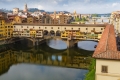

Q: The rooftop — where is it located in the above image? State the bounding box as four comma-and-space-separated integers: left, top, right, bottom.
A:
92, 24, 120, 60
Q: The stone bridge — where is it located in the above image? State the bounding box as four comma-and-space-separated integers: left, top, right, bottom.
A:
12, 24, 105, 48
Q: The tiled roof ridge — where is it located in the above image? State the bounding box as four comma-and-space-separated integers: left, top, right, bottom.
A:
105, 24, 110, 51
107, 24, 117, 51
92, 25, 109, 57
94, 51, 107, 58
95, 50, 120, 59
93, 24, 119, 59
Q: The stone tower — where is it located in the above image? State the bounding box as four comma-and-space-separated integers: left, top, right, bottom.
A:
24, 3, 28, 12
13, 8, 19, 14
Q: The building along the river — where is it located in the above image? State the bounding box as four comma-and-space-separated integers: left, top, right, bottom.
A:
0, 17, 6, 41
0, 17, 14, 44
93, 25, 120, 80
0, 50, 17, 75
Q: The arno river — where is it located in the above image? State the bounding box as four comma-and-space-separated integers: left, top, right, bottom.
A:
0, 39, 98, 80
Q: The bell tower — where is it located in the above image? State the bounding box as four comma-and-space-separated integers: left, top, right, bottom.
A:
24, 3, 28, 12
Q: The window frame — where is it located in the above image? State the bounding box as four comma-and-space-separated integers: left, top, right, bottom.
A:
101, 65, 108, 73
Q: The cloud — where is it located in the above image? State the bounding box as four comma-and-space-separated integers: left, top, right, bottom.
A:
84, 0, 90, 3
53, 0, 58, 4
0, 0, 120, 13
37, 5, 44, 9
112, 2, 120, 7
6, 0, 13, 1
63, 4, 68, 7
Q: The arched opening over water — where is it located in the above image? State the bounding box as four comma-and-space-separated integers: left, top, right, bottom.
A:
47, 39, 67, 50
56, 30, 61, 36
43, 30, 48, 35
77, 40, 98, 51
50, 30, 55, 36
11, 38, 34, 51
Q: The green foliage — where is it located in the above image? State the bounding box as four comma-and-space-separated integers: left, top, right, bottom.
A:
84, 58, 96, 80
81, 16, 86, 21
75, 17, 80, 22
92, 14, 98, 17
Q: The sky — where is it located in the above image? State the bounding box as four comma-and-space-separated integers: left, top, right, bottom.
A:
0, 0, 120, 13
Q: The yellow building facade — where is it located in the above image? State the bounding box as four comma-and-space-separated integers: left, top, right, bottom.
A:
5, 23, 13, 38
0, 18, 13, 41
13, 16, 22, 23
0, 19, 6, 40
0, 50, 17, 75
30, 29, 36, 38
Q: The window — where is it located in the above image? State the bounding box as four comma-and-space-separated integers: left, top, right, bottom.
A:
101, 28, 103, 30
45, 27, 47, 29
86, 28, 88, 30
78, 28, 80, 30
64, 27, 66, 29
58, 27, 59, 29
101, 65, 108, 73
71, 28, 73, 30
21, 26, 23, 28
51, 27, 53, 29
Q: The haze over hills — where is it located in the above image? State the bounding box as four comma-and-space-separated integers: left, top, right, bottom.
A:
0, 8, 111, 17
0, 8, 70, 14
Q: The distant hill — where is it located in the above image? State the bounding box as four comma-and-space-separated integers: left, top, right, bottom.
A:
0, 8, 70, 14
28, 8, 45, 12
0, 9, 12, 13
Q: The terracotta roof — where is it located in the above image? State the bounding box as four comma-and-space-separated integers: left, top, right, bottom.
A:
92, 24, 120, 60
8, 17, 15, 19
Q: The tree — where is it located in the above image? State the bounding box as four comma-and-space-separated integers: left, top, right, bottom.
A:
81, 16, 86, 22
92, 14, 98, 17
84, 58, 96, 80
75, 17, 80, 22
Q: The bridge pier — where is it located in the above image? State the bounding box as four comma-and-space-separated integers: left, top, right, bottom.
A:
33, 39, 36, 46
36, 40, 39, 46
65, 39, 79, 48
33, 39, 39, 46
66, 40, 75, 48
32, 38, 45, 46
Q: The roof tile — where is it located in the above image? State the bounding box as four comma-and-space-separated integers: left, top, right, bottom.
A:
92, 24, 120, 60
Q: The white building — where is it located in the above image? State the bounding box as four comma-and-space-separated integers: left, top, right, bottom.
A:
13, 8, 19, 15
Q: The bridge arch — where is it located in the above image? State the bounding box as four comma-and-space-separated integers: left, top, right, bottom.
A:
43, 30, 49, 35
50, 30, 55, 36
56, 30, 61, 36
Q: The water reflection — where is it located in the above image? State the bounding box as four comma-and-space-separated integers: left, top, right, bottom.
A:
0, 64, 87, 80
0, 39, 95, 80
78, 41, 98, 51
47, 39, 67, 50
47, 39, 98, 51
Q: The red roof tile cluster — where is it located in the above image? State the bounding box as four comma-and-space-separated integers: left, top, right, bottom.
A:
92, 24, 120, 60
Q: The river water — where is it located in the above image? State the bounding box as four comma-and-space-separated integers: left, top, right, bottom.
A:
0, 39, 98, 80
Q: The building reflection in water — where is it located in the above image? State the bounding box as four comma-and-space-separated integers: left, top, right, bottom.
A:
0, 39, 95, 79
0, 49, 17, 75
